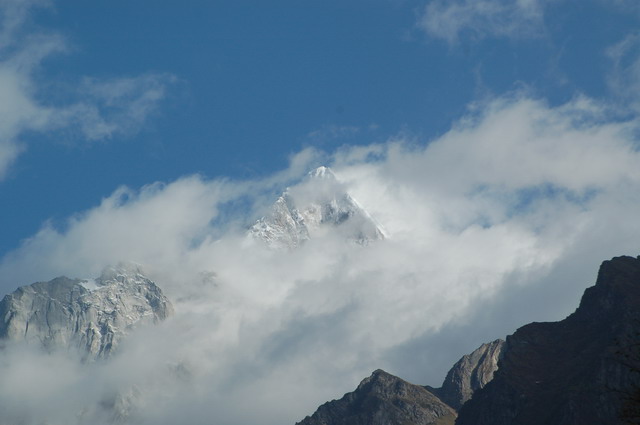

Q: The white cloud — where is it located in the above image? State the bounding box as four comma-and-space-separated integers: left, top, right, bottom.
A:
1, 94, 639, 424
0, 0, 51, 50
51, 73, 177, 141
606, 33, 640, 111
0, 176, 226, 290
419, 0, 546, 43
0, 1, 174, 179
418, 0, 640, 45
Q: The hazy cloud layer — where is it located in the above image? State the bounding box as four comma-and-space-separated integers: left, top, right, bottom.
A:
607, 33, 640, 110
419, 0, 640, 45
0, 1, 173, 179
1, 93, 639, 424
419, 0, 546, 43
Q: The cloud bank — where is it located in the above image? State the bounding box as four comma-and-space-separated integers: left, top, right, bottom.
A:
1, 93, 639, 424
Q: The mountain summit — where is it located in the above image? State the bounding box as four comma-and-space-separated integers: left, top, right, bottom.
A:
307, 165, 334, 179
249, 166, 385, 249
0, 263, 173, 359
296, 369, 457, 425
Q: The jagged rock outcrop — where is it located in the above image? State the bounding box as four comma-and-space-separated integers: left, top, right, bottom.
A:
0, 263, 173, 358
296, 369, 457, 425
456, 255, 640, 425
432, 339, 505, 410
250, 166, 385, 249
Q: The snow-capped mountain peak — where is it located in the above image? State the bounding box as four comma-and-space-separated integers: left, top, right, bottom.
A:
307, 165, 336, 180
96, 262, 149, 286
249, 166, 385, 249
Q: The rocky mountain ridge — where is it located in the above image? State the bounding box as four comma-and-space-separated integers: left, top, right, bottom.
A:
296, 255, 640, 425
0, 263, 173, 359
296, 369, 457, 425
296, 340, 505, 425
456, 255, 640, 425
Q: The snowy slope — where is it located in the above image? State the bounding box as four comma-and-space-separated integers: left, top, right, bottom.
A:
249, 166, 385, 249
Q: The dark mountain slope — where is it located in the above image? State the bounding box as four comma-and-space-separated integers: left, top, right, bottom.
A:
296, 369, 457, 425
457, 255, 640, 425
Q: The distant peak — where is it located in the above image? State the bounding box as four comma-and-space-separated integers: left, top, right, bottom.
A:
98, 262, 146, 284
307, 166, 336, 180
249, 165, 385, 249
358, 369, 396, 389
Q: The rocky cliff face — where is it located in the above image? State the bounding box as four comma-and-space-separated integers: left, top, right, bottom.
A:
456, 255, 640, 425
250, 166, 385, 249
433, 339, 505, 410
296, 369, 457, 425
0, 263, 173, 359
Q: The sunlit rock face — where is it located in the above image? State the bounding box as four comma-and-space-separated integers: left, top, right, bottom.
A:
0, 263, 173, 359
433, 339, 506, 410
296, 369, 457, 425
249, 166, 385, 249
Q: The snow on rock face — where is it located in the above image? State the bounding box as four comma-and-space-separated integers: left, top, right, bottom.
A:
249, 193, 311, 250
249, 166, 385, 249
0, 263, 173, 359
307, 165, 334, 179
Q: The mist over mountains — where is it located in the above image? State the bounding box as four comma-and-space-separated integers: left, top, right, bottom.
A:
1, 1, 640, 423
2, 97, 640, 425
3, 244, 638, 423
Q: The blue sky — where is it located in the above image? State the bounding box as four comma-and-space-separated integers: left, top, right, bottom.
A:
2, 0, 638, 258
3, 1, 640, 424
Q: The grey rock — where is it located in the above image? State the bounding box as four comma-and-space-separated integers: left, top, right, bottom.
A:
0, 263, 173, 358
296, 369, 457, 425
434, 339, 505, 410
